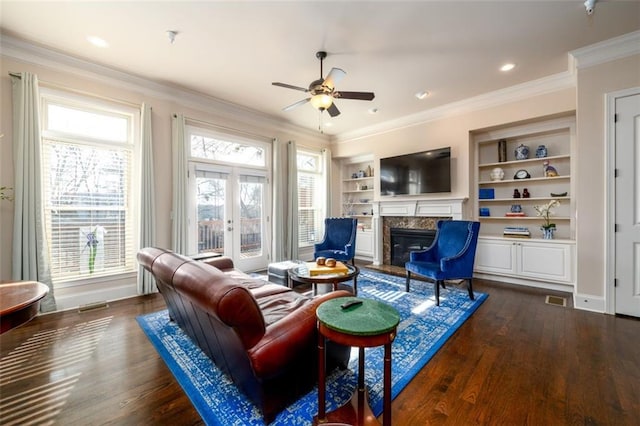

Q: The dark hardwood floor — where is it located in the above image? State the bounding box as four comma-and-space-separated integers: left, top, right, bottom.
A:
1, 273, 638, 425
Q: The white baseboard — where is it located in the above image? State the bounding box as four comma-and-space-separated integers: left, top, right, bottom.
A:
573, 293, 606, 313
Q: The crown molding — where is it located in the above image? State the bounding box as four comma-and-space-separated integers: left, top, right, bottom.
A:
331, 68, 575, 144
0, 34, 326, 143
570, 30, 640, 69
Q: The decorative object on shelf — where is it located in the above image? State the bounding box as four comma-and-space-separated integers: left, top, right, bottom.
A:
503, 226, 531, 238
514, 169, 531, 179
361, 185, 368, 190
515, 143, 530, 160
479, 207, 490, 217
535, 145, 548, 158
543, 160, 559, 177
355, 182, 361, 190
534, 199, 560, 239
358, 170, 365, 178
366, 165, 373, 177
359, 198, 369, 203
513, 189, 521, 198
498, 139, 507, 162
352, 172, 358, 179
522, 188, 530, 198
490, 167, 505, 181
550, 191, 567, 197
479, 188, 495, 199
510, 204, 522, 213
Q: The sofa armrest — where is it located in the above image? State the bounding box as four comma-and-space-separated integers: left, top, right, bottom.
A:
201, 256, 235, 271
247, 290, 351, 378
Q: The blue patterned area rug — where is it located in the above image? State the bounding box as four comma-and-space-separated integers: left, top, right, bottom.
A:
137, 270, 487, 425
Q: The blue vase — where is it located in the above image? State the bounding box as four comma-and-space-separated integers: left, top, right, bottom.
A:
536, 145, 548, 158
515, 144, 529, 160
541, 227, 555, 239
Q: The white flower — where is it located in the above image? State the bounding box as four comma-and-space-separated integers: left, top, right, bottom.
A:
534, 199, 560, 228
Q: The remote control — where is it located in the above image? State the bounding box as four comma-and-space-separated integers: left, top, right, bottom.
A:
340, 299, 363, 310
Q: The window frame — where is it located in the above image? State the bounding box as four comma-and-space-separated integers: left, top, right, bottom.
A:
296, 148, 326, 248
40, 88, 140, 288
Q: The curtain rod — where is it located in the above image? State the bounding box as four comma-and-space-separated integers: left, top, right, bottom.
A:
177, 114, 274, 143
9, 71, 142, 109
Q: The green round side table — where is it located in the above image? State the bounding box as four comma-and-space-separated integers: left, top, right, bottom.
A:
313, 297, 400, 426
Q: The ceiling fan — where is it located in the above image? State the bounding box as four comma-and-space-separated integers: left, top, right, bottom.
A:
272, 51, 375, 118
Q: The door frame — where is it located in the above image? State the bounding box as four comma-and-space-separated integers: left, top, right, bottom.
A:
605, 87, 640, 314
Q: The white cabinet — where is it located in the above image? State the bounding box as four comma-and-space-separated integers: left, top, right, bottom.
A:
355, 230, 374, 258
475, 236, 574, 289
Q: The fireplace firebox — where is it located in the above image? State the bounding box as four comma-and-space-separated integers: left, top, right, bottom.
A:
390, 228, 437, 267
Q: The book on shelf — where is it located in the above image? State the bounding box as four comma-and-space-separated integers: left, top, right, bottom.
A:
503, 226, 531, 237
505, 212, 526, 217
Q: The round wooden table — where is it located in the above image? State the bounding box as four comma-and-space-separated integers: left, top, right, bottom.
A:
314, 297, 400, 426
0, 281, 49, 334
289, 263, 359, 295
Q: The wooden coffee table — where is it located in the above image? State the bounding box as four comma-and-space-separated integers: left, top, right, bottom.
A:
314, 297, 400, 426
0, 281, 49, 334
289, 263, 359, 295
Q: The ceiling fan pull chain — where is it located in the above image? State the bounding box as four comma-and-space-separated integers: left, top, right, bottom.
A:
318, 109, 324, 134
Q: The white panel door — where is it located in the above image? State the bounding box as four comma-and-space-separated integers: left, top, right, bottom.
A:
475, 238, 516, 275
519, 242, 571, 283
615, 93, 640, 317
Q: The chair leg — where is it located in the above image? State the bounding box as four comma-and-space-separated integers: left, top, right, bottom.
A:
434, 280, 441, 306
405, 271, 411, 292
352, 257, 356, 266
467, 278, 475, 301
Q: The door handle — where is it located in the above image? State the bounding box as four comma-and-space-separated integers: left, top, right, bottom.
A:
227, 227, 233, 231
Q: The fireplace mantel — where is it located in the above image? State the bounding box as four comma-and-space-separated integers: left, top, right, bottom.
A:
368, 197, 469, 265
374, 197, 467, 220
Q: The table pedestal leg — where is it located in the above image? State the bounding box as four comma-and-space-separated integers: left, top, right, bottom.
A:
317, 329, 326, 422
383, 343, 391, 426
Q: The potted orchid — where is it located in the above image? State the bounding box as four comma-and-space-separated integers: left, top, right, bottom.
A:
534, 199, 560, 239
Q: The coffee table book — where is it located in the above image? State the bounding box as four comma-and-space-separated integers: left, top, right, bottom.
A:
306, 261, 349, 276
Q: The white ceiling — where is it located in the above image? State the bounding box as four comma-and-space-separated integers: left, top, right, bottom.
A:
1, 1, 639, 137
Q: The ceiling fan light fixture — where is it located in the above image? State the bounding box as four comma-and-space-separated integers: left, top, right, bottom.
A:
310, 93, 333, 110
500, 63, 516, 72
415, 90, 430, 100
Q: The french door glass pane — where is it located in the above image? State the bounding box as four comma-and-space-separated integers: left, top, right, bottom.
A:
197, 177, 225, 254
239, 181, 263, 258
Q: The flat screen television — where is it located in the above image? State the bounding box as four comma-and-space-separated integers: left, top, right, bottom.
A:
380, 147, 451, 195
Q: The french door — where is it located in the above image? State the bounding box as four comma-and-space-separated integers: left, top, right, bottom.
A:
188, 163, 270, 272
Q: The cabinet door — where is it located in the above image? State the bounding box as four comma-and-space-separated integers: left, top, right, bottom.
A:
475, 239, 517, 274
355, 231, 374, 257
518, 242, 572, 283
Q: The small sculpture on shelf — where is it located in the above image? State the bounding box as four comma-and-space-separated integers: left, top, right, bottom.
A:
513, 188, 521, 198
522, 188, 530, 198
543, 160, 559, 177
536, 145, 548, 158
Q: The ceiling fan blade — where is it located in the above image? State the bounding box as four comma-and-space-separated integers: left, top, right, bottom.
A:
335, 91, 375, 101
282, 97, 311, 112
323, 68, 346, 90
272, 82, 308, 92
327, 102, 340, 117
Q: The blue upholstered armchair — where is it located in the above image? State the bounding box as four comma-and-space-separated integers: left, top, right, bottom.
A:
314, 218, 358, 265
405, 220, 480, 306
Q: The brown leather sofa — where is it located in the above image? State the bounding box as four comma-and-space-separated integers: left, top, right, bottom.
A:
137, 247, 352, 423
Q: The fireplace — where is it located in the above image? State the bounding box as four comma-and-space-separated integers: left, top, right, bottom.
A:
390, 228, 436, 267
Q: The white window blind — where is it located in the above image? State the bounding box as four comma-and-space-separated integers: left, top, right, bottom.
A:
297, 150, 324, 247
41, 92, 137, 284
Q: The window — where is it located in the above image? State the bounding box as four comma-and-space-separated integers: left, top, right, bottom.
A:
297, 150, 325, 247
41, 90, 138, 284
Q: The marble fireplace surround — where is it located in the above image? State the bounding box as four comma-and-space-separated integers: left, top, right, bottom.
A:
372, 198, 467, 266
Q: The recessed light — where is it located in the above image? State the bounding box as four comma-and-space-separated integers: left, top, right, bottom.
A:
415, 90, 430, 100
87, 35, 109, 48
500, 63, 516, 72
